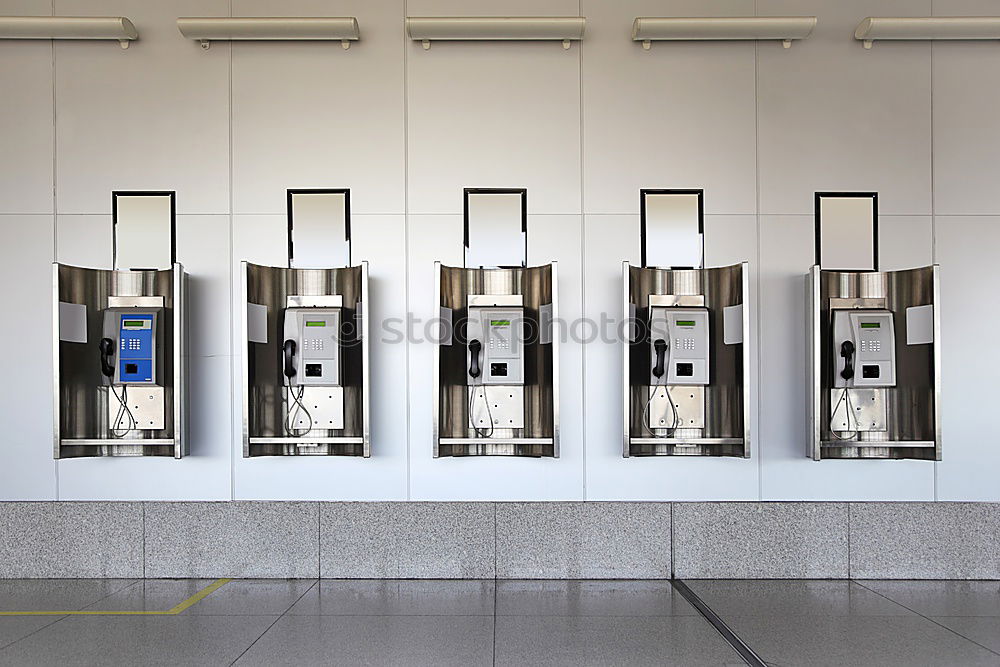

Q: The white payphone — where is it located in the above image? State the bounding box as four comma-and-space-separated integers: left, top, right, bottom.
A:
281, 297, 344, 435
645, 300, 710, 434
829, 309, 896, 437
100, 304, 165, 435
466, 295, 525, 435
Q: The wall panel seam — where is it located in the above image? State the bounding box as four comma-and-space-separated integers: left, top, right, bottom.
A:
578, 0, 586, 501
228, 20, 236, 502
403, 0, 412, 502
753, 18, 762, 502
669, 502, 675, 579
140, 501, 146, 578
51, 0, 59, 501
846, 501, 852, 579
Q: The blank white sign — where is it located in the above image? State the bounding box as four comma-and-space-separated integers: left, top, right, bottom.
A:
59, 302, 88, 343
115, 194, 172, 270
290, 191, 349, 268
643, 192, 703, 269
906, 304, 934, 345
465, 191, 525, 268
818, 195, 876, 271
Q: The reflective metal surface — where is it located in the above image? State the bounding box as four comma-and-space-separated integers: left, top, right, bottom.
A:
241, 261, 369, 457
53, 262, 186, 458
434, 262, 558, 457
623, 262, 750, 457
807, 265, 940, 460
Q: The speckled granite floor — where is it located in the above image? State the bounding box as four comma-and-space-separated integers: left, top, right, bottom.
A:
0, 579, 997, 666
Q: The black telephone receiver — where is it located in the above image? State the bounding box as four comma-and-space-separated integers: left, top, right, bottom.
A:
840, 340, 856, 381
652, 339, 668, 379
469, 339, 482, 379
99, 337, 115, 379
283, 339, 297, 379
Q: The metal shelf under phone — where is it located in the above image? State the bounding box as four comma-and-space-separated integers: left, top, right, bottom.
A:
629, 437, 743, 446
248, 437, 363, 445
820, 440, 935, 448
439, 437, 554, 446
59, 438, 174, 446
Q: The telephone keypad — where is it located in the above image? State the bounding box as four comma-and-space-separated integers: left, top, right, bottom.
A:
303, 338, 325, 352
860, 340, 881, 353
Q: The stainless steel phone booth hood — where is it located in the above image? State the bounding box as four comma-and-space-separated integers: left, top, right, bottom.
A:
623, 262, 750, 457
53, 262, 187, 459
240, 261, 370, 457
807, 264, 941, 461
434, 262, 559, 457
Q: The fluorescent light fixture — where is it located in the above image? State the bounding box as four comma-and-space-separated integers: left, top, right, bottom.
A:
406, 16, 585, 49
855, 16, 1000, 48
632, 16, 816, 49
0, 16, 137, 48
177, 17, 360, 49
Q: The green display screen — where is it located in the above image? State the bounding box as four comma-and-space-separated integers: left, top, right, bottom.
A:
676, 320, 696, 327
122, 320, 145, 328
491, 320, 510, 326
860, 322, 880, 329
305, 321, 326, 327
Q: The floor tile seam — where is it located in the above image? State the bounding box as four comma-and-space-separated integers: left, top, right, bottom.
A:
852, 580, 1000, 658
234, 612, 700, 619
285, 612, 499, 617
227, 580, 318, 666
78, 579, 145, 611
0, 614, 69, 652
0, 579, 148, 635
670, 580, 766, 667
494, 613, 706, 619
227, 606, 306, 665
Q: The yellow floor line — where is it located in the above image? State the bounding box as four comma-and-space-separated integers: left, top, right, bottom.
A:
0, 578, 233, 616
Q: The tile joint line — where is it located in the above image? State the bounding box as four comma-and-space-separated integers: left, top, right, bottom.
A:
670, 579, 767, 667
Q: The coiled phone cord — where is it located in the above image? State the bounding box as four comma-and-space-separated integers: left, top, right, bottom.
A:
109, 384, 137, 438
643, 325, 680, 438
284, 383, 314, 437
470, 379, 495, 438
829, 387, 859, 441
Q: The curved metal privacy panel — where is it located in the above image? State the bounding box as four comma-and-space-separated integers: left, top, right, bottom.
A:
623, 262, 750, 457
53, 262, 185, 459
241, 261, 369, 457
808, 264, 940, 460
433, 262, 558, 457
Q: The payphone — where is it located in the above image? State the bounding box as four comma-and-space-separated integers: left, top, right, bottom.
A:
645, 301, 710, 433
100, 306, 165, 435
466, 297, 525, 435
828, 309, 896, 437
281, 301, 344, 435
623, 262, 749, 457
808, 265, 938, 460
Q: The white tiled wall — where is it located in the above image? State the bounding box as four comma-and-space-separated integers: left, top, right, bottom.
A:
0, 0, 997, 502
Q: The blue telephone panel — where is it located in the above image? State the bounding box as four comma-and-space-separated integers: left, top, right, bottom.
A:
118, 314, 154, 384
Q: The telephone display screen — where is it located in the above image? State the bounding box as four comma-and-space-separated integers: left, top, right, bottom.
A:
305, 321, 326, 327
860, 322, 880, 329
676, 320, 696, 327
491, 320, 510, 326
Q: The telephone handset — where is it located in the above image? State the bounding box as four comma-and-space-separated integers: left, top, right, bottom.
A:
840, 340, 855, 381
283, 339, 297, 379
99, 338, 115, 379
468, 339, 482, 379
652, 339, 667, 379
